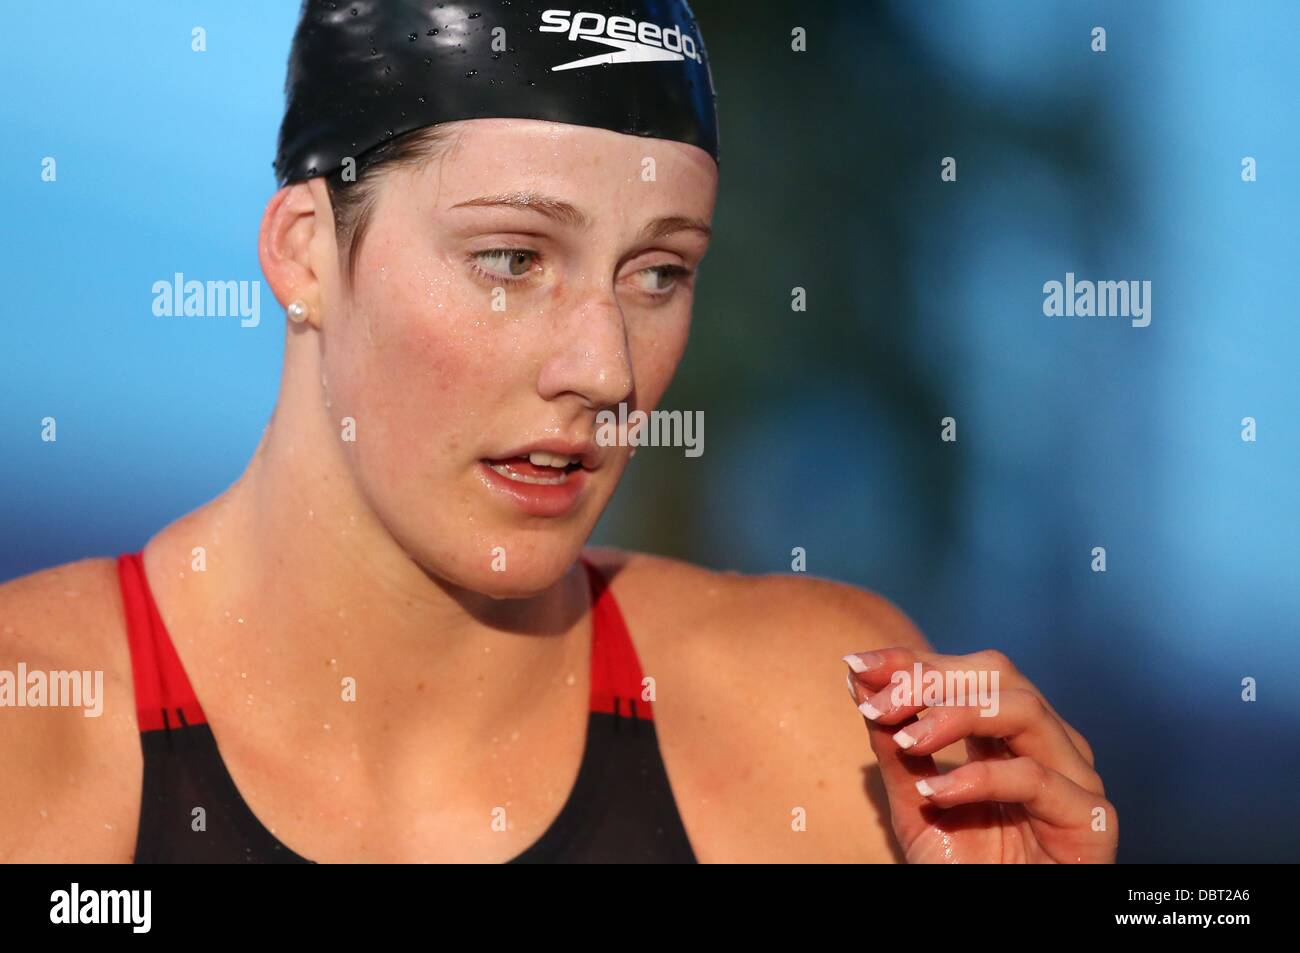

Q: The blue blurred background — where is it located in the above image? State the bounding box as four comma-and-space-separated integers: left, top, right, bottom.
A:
2, 1, 1296, 861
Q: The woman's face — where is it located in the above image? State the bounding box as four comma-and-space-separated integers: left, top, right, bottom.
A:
317, 118, 718, 597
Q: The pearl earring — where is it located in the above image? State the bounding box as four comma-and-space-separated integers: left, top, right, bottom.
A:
286, 299, 311, 324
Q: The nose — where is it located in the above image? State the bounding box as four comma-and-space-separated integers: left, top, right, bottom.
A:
536, 282, 635, 411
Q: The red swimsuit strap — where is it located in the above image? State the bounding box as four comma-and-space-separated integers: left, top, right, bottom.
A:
117, 552, 652, 732
116, 553, 207, 732
580, 557, 653, 721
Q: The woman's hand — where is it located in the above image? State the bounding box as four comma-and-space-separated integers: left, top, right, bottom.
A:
844, 646, 1117, 863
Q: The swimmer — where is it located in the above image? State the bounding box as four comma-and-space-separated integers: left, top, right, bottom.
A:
0, 0, 1114, 863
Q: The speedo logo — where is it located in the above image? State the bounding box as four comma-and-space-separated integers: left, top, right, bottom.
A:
540, 9, 704, 72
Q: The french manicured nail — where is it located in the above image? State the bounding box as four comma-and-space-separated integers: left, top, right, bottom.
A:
858, 686, 896, 721
858, 697, 884, 720
915, 775, 956, 798
843, 652, 884, 674
893, 720, 932, 750
845, 671, 858, 702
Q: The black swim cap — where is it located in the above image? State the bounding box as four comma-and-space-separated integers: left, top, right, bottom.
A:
274, 0, 720, 185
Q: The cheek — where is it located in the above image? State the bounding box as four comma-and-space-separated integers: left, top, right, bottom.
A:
326, 251, 514, 472
629, 315, 691, 409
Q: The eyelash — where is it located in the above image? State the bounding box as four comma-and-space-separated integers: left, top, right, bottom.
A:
468, 248, 693, 296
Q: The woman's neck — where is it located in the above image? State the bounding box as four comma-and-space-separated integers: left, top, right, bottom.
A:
139, 346, 592, 743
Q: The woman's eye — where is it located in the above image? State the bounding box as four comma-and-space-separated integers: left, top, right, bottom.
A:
630, 264, 692, 294
472, 248, 537, 280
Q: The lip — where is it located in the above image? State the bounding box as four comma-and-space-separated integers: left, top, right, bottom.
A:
489, 438, 601, 471
477, 460, 589, 517
478, 437, 600, 518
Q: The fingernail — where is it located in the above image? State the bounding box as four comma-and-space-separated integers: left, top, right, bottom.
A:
915, 775, 955, 798
894, 720, 931, 750
845, 671, 858, 702
843, 652, 884, 674
858, 698, 884, 720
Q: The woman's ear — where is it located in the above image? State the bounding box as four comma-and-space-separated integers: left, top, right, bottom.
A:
258, 180, 335, 329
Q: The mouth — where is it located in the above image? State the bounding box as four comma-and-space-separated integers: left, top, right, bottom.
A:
482, 452, 585, 486
477, 442, 598, 518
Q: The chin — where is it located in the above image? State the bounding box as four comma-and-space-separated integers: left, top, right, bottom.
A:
417, 536, 588, 601
476, 574, 568, 601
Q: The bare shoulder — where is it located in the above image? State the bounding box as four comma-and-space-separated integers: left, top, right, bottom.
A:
0, 558, 129, 662
584, 545, 931, 659
0, 558, 141, 861
583, 547, 927, 863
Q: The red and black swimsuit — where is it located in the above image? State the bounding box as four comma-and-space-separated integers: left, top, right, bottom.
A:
117, 552, 696, 863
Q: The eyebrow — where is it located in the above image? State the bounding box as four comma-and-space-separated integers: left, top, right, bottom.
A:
449, 191, 711, 242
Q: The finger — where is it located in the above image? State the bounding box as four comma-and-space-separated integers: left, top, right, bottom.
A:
914, 756, 1114, 833
848, 654, 955, 726
847, 673, 938, 823
892, 690, 1103, 794
947, 649, 1096, 768
842, 647, 919, 693
847, 647, 1096, 771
